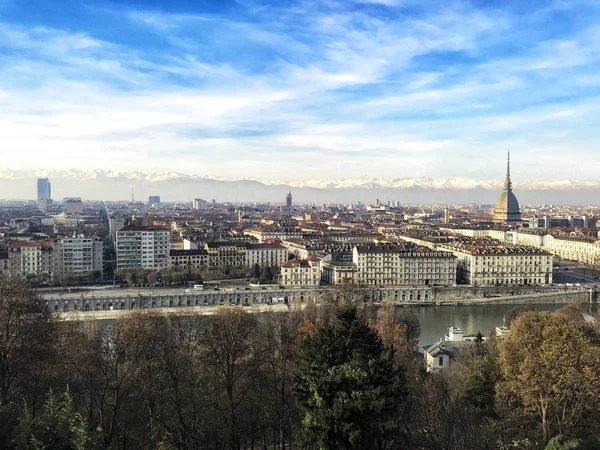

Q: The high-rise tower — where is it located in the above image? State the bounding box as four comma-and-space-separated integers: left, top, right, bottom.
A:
285, 191, 292, 207
493, 152, 521, 223
37, 178, 51, 201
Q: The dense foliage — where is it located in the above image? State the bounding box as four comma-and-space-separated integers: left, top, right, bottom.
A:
1, 277, 600, 449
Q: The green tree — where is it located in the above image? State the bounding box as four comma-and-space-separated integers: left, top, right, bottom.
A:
14, 388, 102, 450
295, 303, 407, 450
497, 312, 600, 444
545, 435, 580, 450
253, 264, 261, 281
260, 267, 273, 284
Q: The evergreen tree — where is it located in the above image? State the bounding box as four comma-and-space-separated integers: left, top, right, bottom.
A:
295, 304, 407, 450
14, 388, 102, 450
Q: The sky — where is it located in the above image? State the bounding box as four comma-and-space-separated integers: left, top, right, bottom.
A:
1, 0, 600, 182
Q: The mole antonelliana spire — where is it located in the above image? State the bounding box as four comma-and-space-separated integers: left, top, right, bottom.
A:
493, 151, 521, 223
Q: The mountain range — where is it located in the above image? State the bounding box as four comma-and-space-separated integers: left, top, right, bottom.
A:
0, 169, 598, 205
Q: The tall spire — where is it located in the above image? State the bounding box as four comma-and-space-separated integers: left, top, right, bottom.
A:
504, 150, 512, 190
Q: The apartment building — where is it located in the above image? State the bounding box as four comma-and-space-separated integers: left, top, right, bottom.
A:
8, 241, 54, 277
245, 243, 288, 268
443, 227, 600, 267
352, 244, 456, 286
169, 249, 209, 272
204, 242, 247, 269
397, 250, 456, 285
54, 235, 103, 279
279, 257, 322, 287
445, 244, 553, 285
116, 225, 171, 270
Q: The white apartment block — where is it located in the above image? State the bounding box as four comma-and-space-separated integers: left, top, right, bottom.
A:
193, 198, 209, 210
116, 225, 171, 270
54, 235, 103, 279
398, 250, 457, 286
245, 243, 288, 268
353, 244, 457, 286
542, 234, 600, 265
279, 257, 321, 287
445, 244, 553, 285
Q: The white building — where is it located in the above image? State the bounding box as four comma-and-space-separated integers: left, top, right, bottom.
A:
352, 244, 457, 286
54, 235, 103, 279
423, 327, 480, 373
279, 257, 321, 287
193, 198, 209, 210
444, 244, 553, 285
116, 225, 171, 270
245, 243, 288, 268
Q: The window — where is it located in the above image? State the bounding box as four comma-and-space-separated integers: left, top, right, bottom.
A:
439, 357, 444, 366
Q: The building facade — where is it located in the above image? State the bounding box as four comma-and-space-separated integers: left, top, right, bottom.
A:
116, 225, 171, 270
8, 241, 54, 277
245, 243, 288, 268
279, 257, 321, 287
353, 244, 457, 286
169, 249, 209, 272
447, 245, 553, 285
54, 235, 103, 279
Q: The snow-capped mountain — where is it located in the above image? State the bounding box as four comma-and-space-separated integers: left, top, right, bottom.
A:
0, 169, 598, 204
0, 169, 597, 191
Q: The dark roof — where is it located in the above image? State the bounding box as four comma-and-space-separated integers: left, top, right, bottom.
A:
245, 243, 286, 249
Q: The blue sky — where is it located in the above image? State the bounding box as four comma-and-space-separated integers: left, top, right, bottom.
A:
1, 0, 600, 182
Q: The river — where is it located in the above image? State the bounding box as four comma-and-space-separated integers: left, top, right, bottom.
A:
412, 303, 568, 347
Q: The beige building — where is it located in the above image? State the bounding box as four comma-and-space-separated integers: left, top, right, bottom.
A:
279, 257, 321, 287
445, 227, 600, 267
169, 249, 209, 272
445, 244, 553, 285
8, 241, 54, 277
352, 244, 457, 286
245, 243, 288, 268
321, 259, 358, 285
204, 242, 246, 269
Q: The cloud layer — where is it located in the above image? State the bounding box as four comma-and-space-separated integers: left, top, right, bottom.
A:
1, 0, 600, 182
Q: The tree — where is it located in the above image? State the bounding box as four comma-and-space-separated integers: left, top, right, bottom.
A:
14, 388, 102, 450
260, 267, 273, 284
253, 264, 260, 281
544, 435, 580, 450
255, 311, 302, 449
503, 304, 535, 327
497, 312, 600, 444
295, 303, 407, 450
0, 278, 57, 413
125, 271, 135, 286
146, 271, 157, 284
202, 308, 258, 450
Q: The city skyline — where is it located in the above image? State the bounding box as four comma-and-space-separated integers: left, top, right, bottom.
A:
2, 0, 600, 181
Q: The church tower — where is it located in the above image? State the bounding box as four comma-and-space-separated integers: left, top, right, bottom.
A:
493, 152, 521, 223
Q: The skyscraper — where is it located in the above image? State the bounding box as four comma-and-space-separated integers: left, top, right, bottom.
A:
148, 196, 160, 207
37, 178, 51, 201
493, 152, 521, 223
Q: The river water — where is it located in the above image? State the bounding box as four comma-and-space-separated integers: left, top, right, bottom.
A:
412, 303, 568, 347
